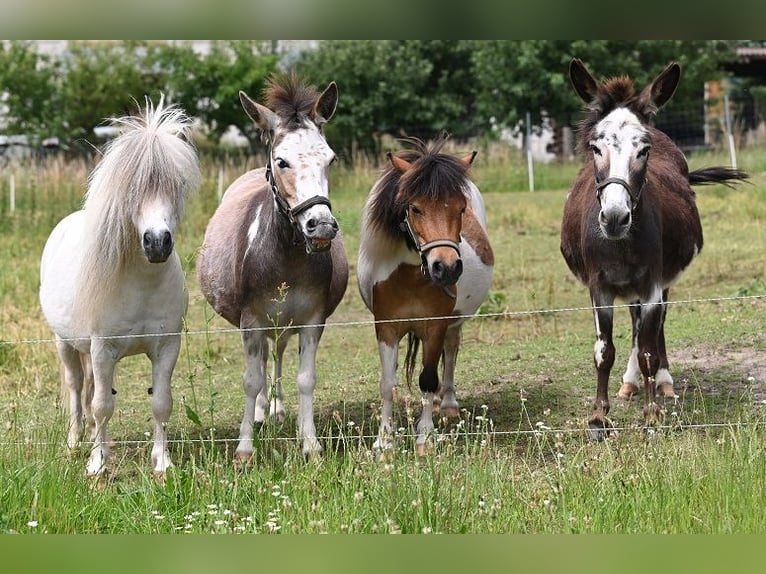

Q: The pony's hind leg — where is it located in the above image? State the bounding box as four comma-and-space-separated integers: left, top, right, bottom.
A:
619, 301, 641, 399
253, 338, 271, 425
264, 336, 287, 423
148, 337, 181, 475
436, 325, 462, 417
56, 338, 85, 449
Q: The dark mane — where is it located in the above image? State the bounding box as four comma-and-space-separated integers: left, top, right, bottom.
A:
576, 76, 655, 155
263, 71, 322, 129
368, 134, 471, 240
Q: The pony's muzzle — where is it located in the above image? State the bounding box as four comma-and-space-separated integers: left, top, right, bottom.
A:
143, 230, 173, 263
428, 254, 463, 286
303, 214, 339, 252
598, 207, 631, 240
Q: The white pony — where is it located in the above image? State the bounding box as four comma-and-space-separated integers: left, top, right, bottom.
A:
39, 96, 201, 475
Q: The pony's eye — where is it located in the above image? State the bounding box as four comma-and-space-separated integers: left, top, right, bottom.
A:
590, 144, 602, 157
276, 158, 289, 169
637, 146, 651, 159
410, 205, 423, 216
329, 155, 337, 166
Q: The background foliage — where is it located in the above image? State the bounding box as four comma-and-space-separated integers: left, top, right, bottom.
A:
0, 40, 749, 159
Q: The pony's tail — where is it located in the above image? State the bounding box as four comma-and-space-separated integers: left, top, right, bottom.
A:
689, 167, 749, 188
404, 333, 420, 392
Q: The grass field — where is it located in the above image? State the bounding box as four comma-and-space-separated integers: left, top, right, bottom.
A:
0, 144, 765, 533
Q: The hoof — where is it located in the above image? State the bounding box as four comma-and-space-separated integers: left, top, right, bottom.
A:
233, 452, 253, 471
587, 418, 612, 441
617, 383, 639, 399
439, 405, 460, 418
657, 382, 677, 398
642, 402, 663, 427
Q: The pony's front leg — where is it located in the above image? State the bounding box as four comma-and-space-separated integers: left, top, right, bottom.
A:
589, 291, 615, 441
655, 288, 676, 398
87, 341, 117, 476
437, 324, 462, 417
55, 338, 85, 449
296, 326, 323, 457
237, 329, 266, 462
637, 291, 665, 428
148, 336, 180, 475
415, 332, 447, 455
373, 338, 399, 451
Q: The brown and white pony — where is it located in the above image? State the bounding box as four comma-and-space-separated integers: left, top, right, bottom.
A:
197, 73, 348, 460
358, 134, 494, 454
560, 59, 748, 439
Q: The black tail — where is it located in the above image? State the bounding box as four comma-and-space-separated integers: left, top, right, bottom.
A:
689, 167, 749, 188
404, 333, 419, 391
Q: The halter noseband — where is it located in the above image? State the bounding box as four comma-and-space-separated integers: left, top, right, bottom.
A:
595, 175, 644, 211
265, 145, 333, 253
400, 211, 461, 298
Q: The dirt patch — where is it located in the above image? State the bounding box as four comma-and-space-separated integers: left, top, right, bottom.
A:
673, 343, 766, 403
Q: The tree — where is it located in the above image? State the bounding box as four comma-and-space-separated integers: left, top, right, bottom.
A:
294, 40, 480, 159
0, 41, 60, 143
471, 40, 738, 142
151, 40, 279, 149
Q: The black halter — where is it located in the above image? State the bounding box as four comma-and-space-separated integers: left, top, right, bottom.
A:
595, 175, 644, 211
265, 145, 333, 253
400, 211, 461, 297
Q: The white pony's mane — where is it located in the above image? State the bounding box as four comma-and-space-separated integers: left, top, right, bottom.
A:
75, 95, 202, 325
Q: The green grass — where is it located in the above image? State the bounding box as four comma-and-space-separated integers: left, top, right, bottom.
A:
1, 145, 765, 533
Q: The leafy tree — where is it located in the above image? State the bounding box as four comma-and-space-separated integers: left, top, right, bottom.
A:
471, 40, 738, 140
0, 41, 60, 143
150, 40, 279, 149
294, 40, 480, 159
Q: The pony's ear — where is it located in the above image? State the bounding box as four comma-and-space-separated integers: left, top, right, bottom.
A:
387, 152, 412, 173
239, 90, 280, 133
569, 58, 600, 104
460, 150, 478, 167
314, 81, 338, 125
638, 62, 681, 112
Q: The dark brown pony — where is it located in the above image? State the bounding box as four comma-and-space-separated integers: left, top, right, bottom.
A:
358, 134, 494, 454
197, 73, 348, 460
560, 59, 748, 439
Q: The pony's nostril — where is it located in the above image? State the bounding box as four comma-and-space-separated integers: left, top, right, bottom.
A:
143, 231, 151, 248
330, 219, 339, 231
162, 231, 172, 249
619, 212, 630, 228
306, 218, 318, 231
431, 260, 444, 278
454, 258, 463, 277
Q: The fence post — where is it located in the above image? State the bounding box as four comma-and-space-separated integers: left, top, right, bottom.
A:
9, 173, 15, 213
724, 94, 737, 169
526, 112, 534, 192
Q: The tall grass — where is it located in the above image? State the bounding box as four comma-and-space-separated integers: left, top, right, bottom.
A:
1, 143, 765, 533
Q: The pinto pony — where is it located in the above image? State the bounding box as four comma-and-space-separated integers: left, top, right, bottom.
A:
197, 73, 347, 460
560, 59, 748, 439
358, 134, 494, 453
39, 96, 201, 475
